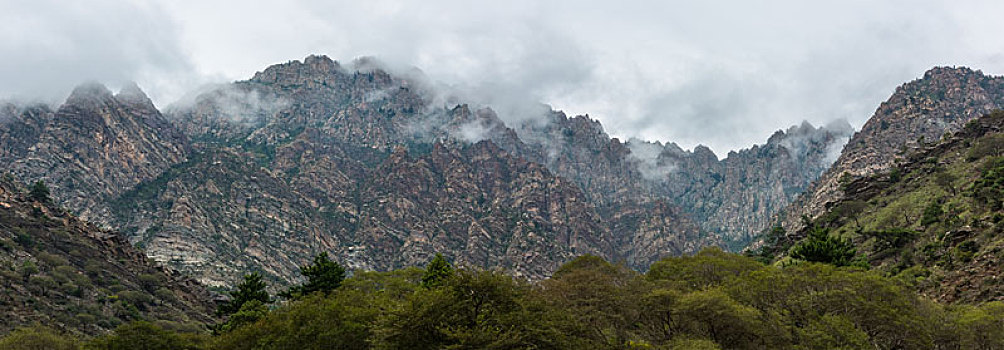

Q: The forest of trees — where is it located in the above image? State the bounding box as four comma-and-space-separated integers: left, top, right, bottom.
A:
2, 247, 1004, 349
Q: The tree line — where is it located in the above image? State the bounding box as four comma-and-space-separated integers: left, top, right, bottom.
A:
3, 248, 1004, 349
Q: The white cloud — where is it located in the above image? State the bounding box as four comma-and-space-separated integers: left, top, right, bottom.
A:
0, 0, 202, 106
626, 138, 677, 182
2, 0, 1004, 153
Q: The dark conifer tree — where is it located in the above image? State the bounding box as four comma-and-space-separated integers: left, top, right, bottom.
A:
284, 252, 346, 298
218, 272, 269, 316
421, 253, 453, 288
28, 180, 50, 203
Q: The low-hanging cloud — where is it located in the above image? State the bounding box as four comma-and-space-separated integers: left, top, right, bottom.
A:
168, 84, 290, 129
3, 0, 1004, 153
777, 122, 832, 162
626, 138, 678, 182
0, 104, 17, 125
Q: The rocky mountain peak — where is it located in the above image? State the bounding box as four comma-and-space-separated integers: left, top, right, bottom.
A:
250, 54, 345, 87
922, 65, 979, 81
114, 81, 155, 108
764, 120, 852, 147
844, 65, 1003, 174
304, 54, 335, 66
757, 120, 854, 164
692, 144, 718, 161
0, 79, 191, 224
776, 121, 817, 140
64, 82, 115, 107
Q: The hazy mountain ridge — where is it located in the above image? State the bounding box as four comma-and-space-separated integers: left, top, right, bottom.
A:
655, 120, 854, 247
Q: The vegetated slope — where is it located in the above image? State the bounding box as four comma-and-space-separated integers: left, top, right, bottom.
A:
767, 110, 1004, 302
776, 67, 1004, 237
0, 176, 213, 335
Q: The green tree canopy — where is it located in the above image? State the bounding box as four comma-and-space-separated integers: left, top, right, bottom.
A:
285, 252, 346, 298
420, 253, 453, 289
87, 321, 206, 350
218, 272, 269, 316
0, 326, 79, 350
789, 226, 857, 267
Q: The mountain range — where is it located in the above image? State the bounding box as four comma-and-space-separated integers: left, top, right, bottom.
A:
1, 55, 998, 291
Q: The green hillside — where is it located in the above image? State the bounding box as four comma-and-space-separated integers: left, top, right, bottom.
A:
0, 176, 214, 336
764, 110, 1004, 302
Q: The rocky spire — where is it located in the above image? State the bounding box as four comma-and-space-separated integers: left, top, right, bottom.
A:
115, 82, 154, 105
64, 81, 114, 107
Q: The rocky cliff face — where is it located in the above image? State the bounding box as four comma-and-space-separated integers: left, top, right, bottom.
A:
776, 67, 1004, 238
0, 55, 855, 287
653, 121, 853, 247
0, 176, 213, 335
143, 56, 717, 284
0, 83, 189, 224
108, 136, 618, 285
466, 98, 849, 251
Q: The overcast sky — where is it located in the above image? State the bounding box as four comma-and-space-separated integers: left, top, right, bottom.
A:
2, 0, 1003, 154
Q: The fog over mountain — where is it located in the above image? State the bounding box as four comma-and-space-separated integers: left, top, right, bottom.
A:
3, 0, 1004, 154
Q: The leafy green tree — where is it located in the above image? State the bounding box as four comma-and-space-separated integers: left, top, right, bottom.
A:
637, 288, 684, 342
648, 247, 764, 290
956, 301, 1004, 349
218, 272, 269, 317
869, 228, 917, 252
0, 326, 80, 350
217, 300, 269, 333
216, 269, 424, 350
834, 200, 868, 229
667, 337, 722, 349
86, 321, 206, 350
20, 260, 38, 282
966, 133, 1004, 160
375, 269, 561, 349
795, 315, 870, 350
934, 170, 958, 195
543, 255, 645, 347
889, 168, 903, 182
764, 225, 786, 247
673, 289, 765, 349
421, 253, 453, 289
789, 226, 857, 267
973, 156, 1004, 210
